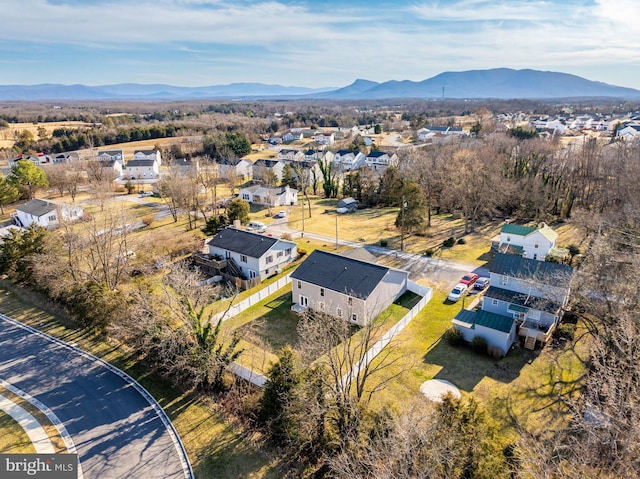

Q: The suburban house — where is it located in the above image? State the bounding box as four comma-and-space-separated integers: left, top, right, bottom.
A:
284, 160, 322, 182
13, 198, 84, 229
52, 153, 80, 164
417, 126, 465, 140
616, 124, 640, 140
252, 159, 285, 183
196, 227, 297, 287
304, 149, 334, 163
313, 132, 335, 145
282, 131, 303, 143
169, 157, 200, 178
290, 250, 409, 326
133, 149, 162, 166
494, 223, 558, 261
365, 151, 398, 171
123, 158, 160, 180
453, 253, 573, 355
333, 150, 366, 171
277, 149, 304, 162
216, 158, 253, 182
98, 157, 124, 178
97, 149, 124, 164
239, 185, 298, 207
10, 153, 50, 168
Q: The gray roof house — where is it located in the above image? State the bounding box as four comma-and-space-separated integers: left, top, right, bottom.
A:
13, 198, 84, 229
197, 228, 297, 288
290, 250, 409, 326
453, 253, 573, 355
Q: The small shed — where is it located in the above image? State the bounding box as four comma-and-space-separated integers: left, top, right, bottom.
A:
337, 197, 358, 212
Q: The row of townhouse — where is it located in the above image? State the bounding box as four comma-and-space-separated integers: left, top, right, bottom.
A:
217, 149, 398, 184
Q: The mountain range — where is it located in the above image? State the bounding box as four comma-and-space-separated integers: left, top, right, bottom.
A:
1, 68, 639, 101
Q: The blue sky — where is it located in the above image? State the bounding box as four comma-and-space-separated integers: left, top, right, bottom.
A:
1, 0, 639, 89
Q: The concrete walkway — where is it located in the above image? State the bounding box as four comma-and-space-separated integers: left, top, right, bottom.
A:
0, 393, 55, 453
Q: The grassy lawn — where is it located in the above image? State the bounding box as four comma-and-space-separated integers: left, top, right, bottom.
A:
0, 281, 281, 479
367, 287, 589, 440
0, 411, 36, 454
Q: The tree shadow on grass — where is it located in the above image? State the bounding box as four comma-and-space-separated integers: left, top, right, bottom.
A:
423, 336, 537, 392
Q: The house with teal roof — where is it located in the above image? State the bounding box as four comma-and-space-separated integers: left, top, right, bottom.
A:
453, 253, 573, 355
497, 222, 558, 261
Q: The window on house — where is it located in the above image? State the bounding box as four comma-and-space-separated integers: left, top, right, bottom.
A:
507, 236, 511, 242
319, 302, 324, 311
534, 241, 539, 248
351, 314, 358, 323
348, 297, 353, 305
286, 248, 292, 255
48, 215, 57, 221
297, 280, 301, 289
336, 307, 343, 318
501, 276, 508, 285
241, 255, 247, 263
266, 255, 273, 264
320, 288, 324, 297
492, 299, 498, 306
277, 251, 283, 257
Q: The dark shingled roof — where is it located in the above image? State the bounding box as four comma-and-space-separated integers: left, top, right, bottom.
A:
207, 228, 281, 258
455, 309, 515, 334
484, 286, 562, 314
290, 250, 389, 299
16, 199, 56, 217
491, 253, 573, 287
125, 159, 156, 167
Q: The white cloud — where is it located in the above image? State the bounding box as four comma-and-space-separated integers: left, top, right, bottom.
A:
1, 0, 639, 88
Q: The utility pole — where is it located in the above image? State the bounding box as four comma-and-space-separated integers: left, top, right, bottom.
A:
400, 195, 406, 251
301, 200, 304, 237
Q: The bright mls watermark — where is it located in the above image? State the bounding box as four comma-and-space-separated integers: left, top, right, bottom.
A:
0, 454, 77, 478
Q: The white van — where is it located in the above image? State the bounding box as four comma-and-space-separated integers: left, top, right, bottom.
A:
247, 221, 267, 233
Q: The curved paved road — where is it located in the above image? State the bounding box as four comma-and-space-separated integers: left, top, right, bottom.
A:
0, 315, 193, 479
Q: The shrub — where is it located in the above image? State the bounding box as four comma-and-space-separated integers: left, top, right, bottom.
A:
281, 232, 292, 241
298, 248, 307, 257
443, 236, 455, 248
141, 214, 155, 227
425, 248, 434, 257
487, 345, 503, 359
380, 239, 388, 247
557, 323, 576, 340
471, 336, 488, 354
444, 327, 464, 346
457, 237, 466, 245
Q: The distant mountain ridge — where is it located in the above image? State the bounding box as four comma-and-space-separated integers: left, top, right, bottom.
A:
1, 69, 638, 100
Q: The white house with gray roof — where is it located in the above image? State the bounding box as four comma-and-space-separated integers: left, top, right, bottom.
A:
205, 227, 297, 281
290, 250, 409, 326
13, 198, 84, 229
134, 149, 162, 166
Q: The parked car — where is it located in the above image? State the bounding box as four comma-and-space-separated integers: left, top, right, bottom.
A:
460, 273, 479, 286
474, 277, 490, 290
275, 210, 286, 218
448, 283, 468, 302
247, 221, 267, 233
